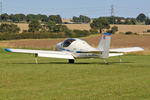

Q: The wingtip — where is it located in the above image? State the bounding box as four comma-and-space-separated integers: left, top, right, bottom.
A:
5, 48, 12, 52
141, 48, 145, 51
136, 47, 145, 51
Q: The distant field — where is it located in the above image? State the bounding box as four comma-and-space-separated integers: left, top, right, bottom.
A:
1, 22, 150, 33
0, 48, 150, 100
15, 24, 150, 34
115, 25, 150, 34
64, 24, 91, 30
62, 19, 72, 22
65, 24, 150, 34
16, 23, 29, 32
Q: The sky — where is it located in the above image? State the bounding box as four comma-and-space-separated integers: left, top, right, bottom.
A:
1, 0, 150, 18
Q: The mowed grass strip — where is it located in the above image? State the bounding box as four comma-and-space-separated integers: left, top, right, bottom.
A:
0, 48, 150, 100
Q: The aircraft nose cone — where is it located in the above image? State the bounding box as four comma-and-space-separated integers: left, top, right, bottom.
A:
56, 42, 62, 49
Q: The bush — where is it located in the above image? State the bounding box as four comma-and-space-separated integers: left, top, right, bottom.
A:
89, 28, 99, 34
73, 30, 89, 37
54, 25, 68, 32
28, 20, 42, 32
147, 29, 150, 32
111, 26, 118, 34
145, 19, 150, 25
106, 26, 118, 34
0, 28, 91, 40
20, 32, 65, 39
125, 31, 133, 35
0, 32, 66, 40
64, 30, 74, 37
0, 33, 18, 40
0, 23, 20, 33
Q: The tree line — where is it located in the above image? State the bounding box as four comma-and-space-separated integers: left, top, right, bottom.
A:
0, 13, 62, 24
72, 15, 91, 24
91, 13, 150, 25
67, 13, 150, 25
1, 13, 150, 25
0, 13, 91, 24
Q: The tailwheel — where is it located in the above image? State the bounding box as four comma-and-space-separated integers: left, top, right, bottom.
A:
119, 56, 122, 63
104, 59, 109, 65
68, 59, 75, 64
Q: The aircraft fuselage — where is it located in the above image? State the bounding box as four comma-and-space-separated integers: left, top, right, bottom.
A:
56, 38, 100, 58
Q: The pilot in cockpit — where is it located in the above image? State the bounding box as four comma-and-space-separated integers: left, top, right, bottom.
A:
63, 39, 76, 47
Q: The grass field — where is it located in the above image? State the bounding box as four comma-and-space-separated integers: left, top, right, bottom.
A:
0, 48, 150, 100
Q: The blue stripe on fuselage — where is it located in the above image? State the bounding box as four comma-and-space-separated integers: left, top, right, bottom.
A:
59, 48, 82, 53
76, 51, 82, 53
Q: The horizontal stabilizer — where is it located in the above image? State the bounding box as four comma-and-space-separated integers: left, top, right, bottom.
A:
110, 47, 144, 53
109, 53, 124, 57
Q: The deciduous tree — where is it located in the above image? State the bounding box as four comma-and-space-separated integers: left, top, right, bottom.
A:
90, 18, 110, 33
136, 13, 146, 22
49, 15, 62, 24
28, 20, 42, 32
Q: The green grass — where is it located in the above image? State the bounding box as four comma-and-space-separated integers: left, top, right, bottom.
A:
0, 48, 150, 100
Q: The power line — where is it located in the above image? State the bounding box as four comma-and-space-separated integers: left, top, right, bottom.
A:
111, 4, 114, 17
111, 4, 115, 25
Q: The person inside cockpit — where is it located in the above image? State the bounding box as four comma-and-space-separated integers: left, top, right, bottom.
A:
63, 39, 76, 47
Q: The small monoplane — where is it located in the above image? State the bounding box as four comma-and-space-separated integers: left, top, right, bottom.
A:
5, 33, 144, 64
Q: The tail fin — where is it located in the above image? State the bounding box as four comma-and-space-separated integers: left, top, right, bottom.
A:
97, 33, 111, 58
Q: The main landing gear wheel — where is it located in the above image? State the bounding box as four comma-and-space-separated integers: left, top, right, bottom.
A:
69, 59, 75, 64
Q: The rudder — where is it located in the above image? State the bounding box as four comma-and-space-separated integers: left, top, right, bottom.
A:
97, 33, 111, 58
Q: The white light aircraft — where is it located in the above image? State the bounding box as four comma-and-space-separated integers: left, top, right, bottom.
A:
5, 33, 144, 64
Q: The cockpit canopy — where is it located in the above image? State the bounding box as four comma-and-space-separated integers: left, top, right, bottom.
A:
63, 38, 76, 47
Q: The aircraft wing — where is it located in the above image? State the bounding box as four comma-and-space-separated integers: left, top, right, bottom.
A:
5, 48, 74, 59
110, 47, 144, 53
